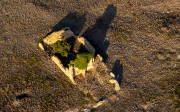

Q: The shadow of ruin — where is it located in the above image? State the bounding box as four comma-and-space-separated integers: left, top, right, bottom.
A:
38, 4, 122, 109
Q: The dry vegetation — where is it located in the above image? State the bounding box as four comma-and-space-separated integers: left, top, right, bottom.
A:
1, 0, 180, 111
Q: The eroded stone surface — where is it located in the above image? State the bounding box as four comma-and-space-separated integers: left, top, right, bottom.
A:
43, 30, 74, 45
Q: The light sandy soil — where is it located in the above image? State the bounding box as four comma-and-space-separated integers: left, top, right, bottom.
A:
1, 0, 180, 111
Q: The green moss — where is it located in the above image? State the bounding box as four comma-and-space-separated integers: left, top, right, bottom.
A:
70, 52, 94, 70
52, 40, 71, 57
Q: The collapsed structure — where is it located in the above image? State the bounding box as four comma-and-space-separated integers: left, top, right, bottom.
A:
39, 27, 101, 84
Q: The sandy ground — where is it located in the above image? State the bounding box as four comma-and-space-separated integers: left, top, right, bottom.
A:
1, 0, 180, 111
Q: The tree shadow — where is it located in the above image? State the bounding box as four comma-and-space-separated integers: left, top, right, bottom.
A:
112, 60, 123, 86
51, 12, 86, 35
82, 4, 117, 62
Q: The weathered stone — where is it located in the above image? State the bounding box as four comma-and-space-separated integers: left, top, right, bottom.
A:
39, 28, 99, 84
93, 100, 108, 108
12, 100, 21, 107
157, 54, 166, 60
81, 108, 91, 112
77, 37, 95, 55
43, 30, 74, 45
109, 94, 118, 102
110, 72, 115, 78
65, 108, 79, 112
177, 55, 180, 60
161, 27, 169, 32
38, 43, 44, 51
109, 79, 120, 91
51, 56, 75, 84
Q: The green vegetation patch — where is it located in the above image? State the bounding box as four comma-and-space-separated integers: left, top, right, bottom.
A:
69, 52, 94, 70
52, 41, 71, 57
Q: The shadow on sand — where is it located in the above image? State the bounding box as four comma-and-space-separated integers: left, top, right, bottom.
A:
51, 4, 117, 62
82, 4, 117, 62
49, 4, 122, 83
51, 12, 86, 35
112, 60, 123, 86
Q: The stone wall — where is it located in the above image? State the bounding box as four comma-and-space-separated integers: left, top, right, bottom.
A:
43, 29, 74, 45
39, 28, 98, 84
77, 37, 95, 55
51, 56, 75, 84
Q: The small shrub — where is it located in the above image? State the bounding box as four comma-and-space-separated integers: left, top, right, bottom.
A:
52, 41, 71, 57
70, 52, 94, 70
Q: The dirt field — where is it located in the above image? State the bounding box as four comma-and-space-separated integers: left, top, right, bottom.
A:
1, 0, 180, 111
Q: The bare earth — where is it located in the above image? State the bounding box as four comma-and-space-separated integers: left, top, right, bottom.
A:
0, 0, 180, 111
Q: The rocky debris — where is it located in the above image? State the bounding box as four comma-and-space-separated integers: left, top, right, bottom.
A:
39, 27, 120, 112
109, 94, 118, 102
43, 28, 75, 45
38, 43, 44, 51
109, 79, 120, 91
157, 54, 167, 61
177, 55, 180, 60
65, 108, 79, 112
12, 100, 21, 107
81, 108, 91, 112
110, 72, 115, 78
40, 28, 97, 84
153, 48, 179, 62
126, 2, 133, 8
161, 27, 169, 32
138, 103, 154, 111
93, 99, 108, 108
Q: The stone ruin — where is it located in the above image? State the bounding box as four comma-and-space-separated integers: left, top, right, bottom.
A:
39, 27, 120, 92
39, 27, 101, 84
38, 27, 121, 110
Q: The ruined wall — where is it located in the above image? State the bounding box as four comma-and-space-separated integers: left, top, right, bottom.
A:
39, 29, 99, 84
51, 56, 75, 84
87, 58, 94, 71
77, 37, 95, 55
43, 30, 74, 45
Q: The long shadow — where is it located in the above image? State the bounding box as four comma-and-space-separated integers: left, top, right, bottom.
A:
112, 60, 123, 86
51, 12, 86, 35
82, 4, 117, 62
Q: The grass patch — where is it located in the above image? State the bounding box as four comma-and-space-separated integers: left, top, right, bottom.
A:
2, 52, 43, 89
41, 93, 56, 111
113, 27, 132, 42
